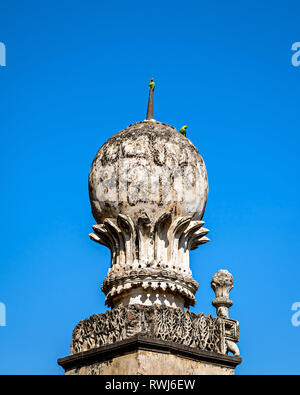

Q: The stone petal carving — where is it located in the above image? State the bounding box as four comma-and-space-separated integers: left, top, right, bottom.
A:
89, 213, 209, 308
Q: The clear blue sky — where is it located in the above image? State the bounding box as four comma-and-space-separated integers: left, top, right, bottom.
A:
0, 0, 299, 374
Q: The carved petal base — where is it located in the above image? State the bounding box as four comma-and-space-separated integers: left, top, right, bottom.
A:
89, 213, 209, 308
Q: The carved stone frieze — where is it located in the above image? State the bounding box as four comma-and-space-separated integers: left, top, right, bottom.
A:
70, 305, 239, 357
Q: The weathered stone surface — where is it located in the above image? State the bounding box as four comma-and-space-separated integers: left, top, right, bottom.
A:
65, 350, 236, 375
70, 305, 239, 357
211, 269, 234, 319
88, 121, 209, 308
89, 120, 208, 224
58, 88, 242, 375
211, 270, 240, 357
90, 212, 209, 307
59, 334, 241, 375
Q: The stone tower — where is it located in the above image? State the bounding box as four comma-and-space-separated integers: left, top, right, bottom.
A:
58, 80, 241, 375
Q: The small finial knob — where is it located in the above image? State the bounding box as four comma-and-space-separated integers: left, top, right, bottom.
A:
211, 269, 234, 318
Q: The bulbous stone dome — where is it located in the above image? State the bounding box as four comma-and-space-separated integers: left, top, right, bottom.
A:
88, 120, 210, 308
89, 120, 208, 225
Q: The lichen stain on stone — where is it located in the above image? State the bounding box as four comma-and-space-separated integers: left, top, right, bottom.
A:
89, 121, 208, 226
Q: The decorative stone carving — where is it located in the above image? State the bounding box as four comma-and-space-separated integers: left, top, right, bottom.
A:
88, 121, 210, 308
70, 305, 239, 357
58, 86, 242, 375
89, 212, 209, 307
211, 270, 234, 318
211, 270, 240, 356
89, 121, 209, 225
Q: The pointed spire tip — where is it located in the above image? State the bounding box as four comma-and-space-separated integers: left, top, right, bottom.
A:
146, 78, 155, 120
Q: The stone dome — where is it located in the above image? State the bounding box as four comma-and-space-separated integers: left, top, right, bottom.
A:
89, 120, 208, 225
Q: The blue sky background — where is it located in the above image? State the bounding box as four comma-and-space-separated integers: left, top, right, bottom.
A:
0, 0, 299, 374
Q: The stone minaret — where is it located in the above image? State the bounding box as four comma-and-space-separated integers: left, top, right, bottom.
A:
58, 80, 241, 375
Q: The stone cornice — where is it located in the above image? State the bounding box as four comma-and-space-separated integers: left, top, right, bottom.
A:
58, 334, 242, 372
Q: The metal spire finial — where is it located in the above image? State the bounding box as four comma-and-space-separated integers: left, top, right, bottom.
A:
146, 78, 155, 120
